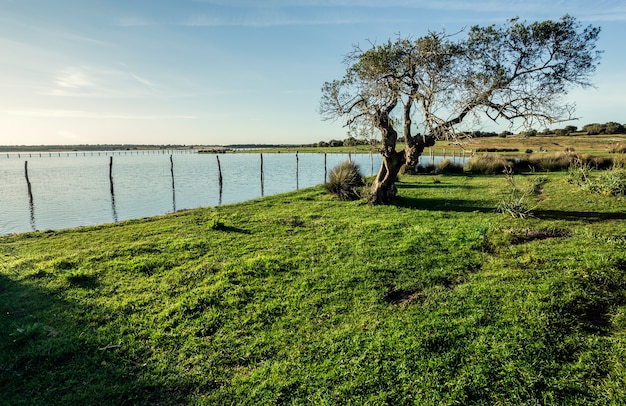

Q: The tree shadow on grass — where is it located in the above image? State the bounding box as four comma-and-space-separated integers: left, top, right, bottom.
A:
393, 196, 495, 213
533, 209, 626, 222
0, 274, 187, 405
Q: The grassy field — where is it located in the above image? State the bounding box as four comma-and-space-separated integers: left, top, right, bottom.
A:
239, 134, 626, 158
1, 170, 625, 405
461, 134, 626, 156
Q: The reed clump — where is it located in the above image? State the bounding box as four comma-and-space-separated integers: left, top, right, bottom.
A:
325, 160, 365, 200
465, 154, 514, 174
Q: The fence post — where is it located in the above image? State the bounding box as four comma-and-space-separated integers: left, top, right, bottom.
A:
260, 153, 264, 197
109, 157, 118, 222
170, 155, 176, 212
324, 153, 327, 183
216, 155, 223, 205
296, 151, 299, 190
24, 161, 35, 230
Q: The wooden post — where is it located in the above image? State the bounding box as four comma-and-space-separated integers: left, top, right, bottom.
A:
324, 153, 327, 183
216, 155, 223, 205
24, 161, 35, 230
296, 151, 299, 190
260, 153, 264, 197
370, 151, 374, 176
109, 156, 114, 189
109, 157, 118, 223
170, 155, 176, 212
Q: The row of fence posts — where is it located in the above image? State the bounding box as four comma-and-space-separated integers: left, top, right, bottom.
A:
20, 151, 374, 230
7, 148, 471, 160
6, 150, 196, 159
427, 148, 470, 164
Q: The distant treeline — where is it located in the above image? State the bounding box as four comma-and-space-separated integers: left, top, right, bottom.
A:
310, 121, 626, 147
0, 144, 195, 153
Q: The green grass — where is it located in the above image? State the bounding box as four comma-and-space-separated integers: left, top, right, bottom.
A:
1, 172, 625, 405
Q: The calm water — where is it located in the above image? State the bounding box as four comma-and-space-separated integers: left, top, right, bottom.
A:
1, 151, 391, 235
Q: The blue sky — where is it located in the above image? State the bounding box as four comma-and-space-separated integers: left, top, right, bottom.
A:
1, 0, 625, 146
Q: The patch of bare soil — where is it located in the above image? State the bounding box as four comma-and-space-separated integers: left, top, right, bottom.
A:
507, 227, 572, 243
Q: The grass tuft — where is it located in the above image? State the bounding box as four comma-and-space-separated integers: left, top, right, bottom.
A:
466, 153, 513, 174
325, 160, 365, 200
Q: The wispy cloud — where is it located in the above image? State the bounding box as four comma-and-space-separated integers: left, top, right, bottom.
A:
45, 66, 160, 98
169, 0, 626, 27
4, 109, 198, 120
183, 12, 387, 27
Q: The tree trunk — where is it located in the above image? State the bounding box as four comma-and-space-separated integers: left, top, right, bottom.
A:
369, 132, 436, 204
404, 134, 436, 173
369, 150, 405, 204
369, 105, 405, 205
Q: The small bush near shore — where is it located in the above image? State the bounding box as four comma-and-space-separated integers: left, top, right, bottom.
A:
612, 154, 626, 169
434, 159, 464, 174
522, 151, 578, 172
466, 154, 514, 174
416, 159, 464, 175
325, 160, 365, 200
609, 143, 626, 154
569, 161, 626, 196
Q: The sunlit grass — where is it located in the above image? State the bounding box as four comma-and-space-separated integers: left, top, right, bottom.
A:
1, 172, 625, 405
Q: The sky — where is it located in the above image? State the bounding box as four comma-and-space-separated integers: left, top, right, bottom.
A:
1, 0, 625, 146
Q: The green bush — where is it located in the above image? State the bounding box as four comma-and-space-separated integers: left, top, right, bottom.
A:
568, 162, 626, 196
434, 159, 464, 174
596, 170, 626, 196
325, 160, 365, 200
613, 154, 626, 169
466, 154, 514, 174
524, 152, 577, 172
496, 167, 534, 219
609, 143, 626, 154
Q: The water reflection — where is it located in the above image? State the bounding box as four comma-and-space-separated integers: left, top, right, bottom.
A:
2, 152, 394, 234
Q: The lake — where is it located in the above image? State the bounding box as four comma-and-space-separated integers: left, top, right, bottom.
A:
0, 151, 374, 235
0, 150, 461, 235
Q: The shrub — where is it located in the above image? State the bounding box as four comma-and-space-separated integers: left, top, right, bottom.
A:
568, 161, 626, 196
343, 137, 359, 147
325, 160, 365, 200
434, 159, 464, 174
605, 122, 625, 134
524, 152, 577, 172
596, 170, 626, 196
609, 143, 626, 154
497, 167, 534, 219
466, 154, 514, 175
415, 163, 436, 174
613, 154, 626, 170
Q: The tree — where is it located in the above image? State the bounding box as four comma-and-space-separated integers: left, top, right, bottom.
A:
321, 15, 601, 204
